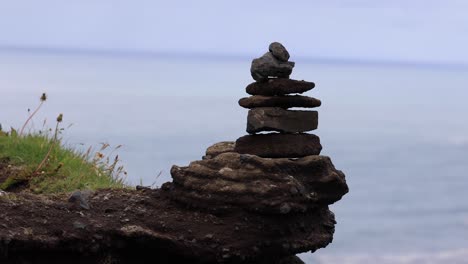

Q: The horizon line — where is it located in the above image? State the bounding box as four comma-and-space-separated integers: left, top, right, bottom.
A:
1, 44, 467, 71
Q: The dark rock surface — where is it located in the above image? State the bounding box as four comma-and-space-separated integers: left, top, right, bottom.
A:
168, 152, 348, 213
235, 133, 322, 158
239, 95, 321, 109
247, 107, 318, 134
277, 256, 306, 264
204, 141, 235, 159
0, 188, 338, 264
269, 42, 290, 62
246, 79, 315, 96
250, 52, 295, 81
68, 190, 92, 210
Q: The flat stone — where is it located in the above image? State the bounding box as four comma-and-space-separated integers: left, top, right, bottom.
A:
250, 52, 295, 81
239, 95, 321, 109
234, 134, 322, 158
169, 152, 348, 213
246, 79, 315, 96
269, 42, 290, 62
204, 141, 235, 159
247, 107, 318, 134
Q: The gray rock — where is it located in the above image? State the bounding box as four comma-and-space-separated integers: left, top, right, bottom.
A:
239, 95, 321, 109
247, 107, 318, 134
234, 133, 322, 158
269, 42, 290, 62
250, 52, 295, 81
68, 190, 91, 210
246, 79, 315, 96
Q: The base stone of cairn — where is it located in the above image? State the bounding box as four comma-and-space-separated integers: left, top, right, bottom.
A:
235, 133, 322, 158
170, 152, 347, 214
165, 42, 348, 261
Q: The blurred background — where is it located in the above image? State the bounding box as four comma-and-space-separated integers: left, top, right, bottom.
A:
1, 1, 467, 263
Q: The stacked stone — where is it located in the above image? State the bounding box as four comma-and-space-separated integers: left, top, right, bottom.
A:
164, 42, 348, 262
234, 42, 322, 158
167, 42, 347, 215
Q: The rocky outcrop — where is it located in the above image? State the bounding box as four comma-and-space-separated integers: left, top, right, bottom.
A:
167, 152, 347, 213
0, 189, 332, 264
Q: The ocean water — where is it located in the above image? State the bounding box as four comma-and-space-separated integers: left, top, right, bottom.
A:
1, 50, 468, 263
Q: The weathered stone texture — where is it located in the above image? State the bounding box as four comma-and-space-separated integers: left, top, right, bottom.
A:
239, 95, 321, 109
204, 141, 235, 159
234, 133, 322, 158
251, 52, 295, 81
170, 152, 348, 214
269, 42, 290, 62
247, 107, 318, 134
246, 79, 315, 96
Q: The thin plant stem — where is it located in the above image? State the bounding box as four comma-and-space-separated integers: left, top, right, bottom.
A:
19, 101, 44, 136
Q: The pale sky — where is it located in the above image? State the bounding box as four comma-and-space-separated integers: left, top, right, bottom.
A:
1, 0, 467, 64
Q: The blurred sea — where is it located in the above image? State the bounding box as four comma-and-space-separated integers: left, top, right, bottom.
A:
1, 50, 468, 264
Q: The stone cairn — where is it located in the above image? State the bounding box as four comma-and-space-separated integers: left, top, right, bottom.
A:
164, 42, 348, 261
236, 42, 322, 159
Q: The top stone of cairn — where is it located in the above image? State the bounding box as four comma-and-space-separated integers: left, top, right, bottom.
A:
269, 42, 290, 62
251, 42, 295, 82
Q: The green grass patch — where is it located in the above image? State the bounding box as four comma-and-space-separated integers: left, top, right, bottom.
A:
0, 132, 126, 193
0, 93, 127, 194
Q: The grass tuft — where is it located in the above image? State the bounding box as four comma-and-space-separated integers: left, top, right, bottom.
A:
0, 93, 127, 194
